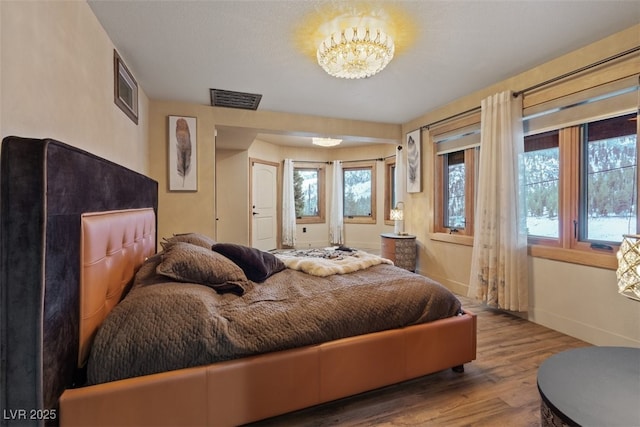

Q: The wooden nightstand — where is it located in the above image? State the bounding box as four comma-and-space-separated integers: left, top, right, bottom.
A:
380, 233, 417, 272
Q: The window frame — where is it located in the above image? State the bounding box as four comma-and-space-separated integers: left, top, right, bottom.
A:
434, 147, 476, 237
524, 129, 562, 247
528, 114, 639, 269
430, 112, 480, 245
293, 163, 326, 224
342, 161, 376, 224
576, 114, 638, 246
384, 157, 396, 225
431, 115, 638, 267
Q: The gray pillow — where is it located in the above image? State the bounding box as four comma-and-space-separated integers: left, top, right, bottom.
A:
157, 242, 248, 295
160, 232, 217, 250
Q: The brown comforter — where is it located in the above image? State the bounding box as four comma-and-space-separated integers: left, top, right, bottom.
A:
86, 253, 461, 385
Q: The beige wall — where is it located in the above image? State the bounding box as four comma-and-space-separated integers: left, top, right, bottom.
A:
0, 1, 149, 173
404, 24, 640, 347
247, 139, 397, 251
148, 101, 218, 241
216, 148, 250, 244
148, 100, 401, 244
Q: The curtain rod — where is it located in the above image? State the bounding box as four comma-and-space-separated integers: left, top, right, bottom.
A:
512, 45, 640, 97
292, 160, 331, 164
341, 157, 385, 163
422, 106, 480, 130
293, 147, 400, 165
342, 150, 400, 163
421, 45, 640, 130
292, 158, 387, 165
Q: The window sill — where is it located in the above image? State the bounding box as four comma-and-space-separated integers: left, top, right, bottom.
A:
429, 232, 474, 246
528, 244, 617, 270
344, 217, 376, 224
296, 217, 325, 225
428, 234, 617, 270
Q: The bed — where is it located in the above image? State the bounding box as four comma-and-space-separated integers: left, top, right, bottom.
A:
0, 136, 476, 427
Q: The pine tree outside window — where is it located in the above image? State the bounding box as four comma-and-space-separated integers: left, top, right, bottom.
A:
293, 165, 325, 224
580, 114, 637, 244
343, 161, 376, 224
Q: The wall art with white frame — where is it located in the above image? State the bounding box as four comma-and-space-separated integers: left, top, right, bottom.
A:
168, 115, 197, 191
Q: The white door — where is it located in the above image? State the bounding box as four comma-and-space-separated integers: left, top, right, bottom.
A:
251, 161, 278, 250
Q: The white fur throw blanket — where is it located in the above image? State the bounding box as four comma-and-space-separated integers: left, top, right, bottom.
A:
273, 248, 393, 276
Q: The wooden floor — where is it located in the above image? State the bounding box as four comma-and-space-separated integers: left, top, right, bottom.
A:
248, 295, 589, 427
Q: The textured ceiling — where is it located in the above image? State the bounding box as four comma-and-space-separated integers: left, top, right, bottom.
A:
88, 0, 640, 147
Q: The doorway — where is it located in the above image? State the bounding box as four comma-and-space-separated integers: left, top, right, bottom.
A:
250, 159, 280, 250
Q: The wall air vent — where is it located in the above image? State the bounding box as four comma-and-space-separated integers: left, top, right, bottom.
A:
210, 89, 262, 110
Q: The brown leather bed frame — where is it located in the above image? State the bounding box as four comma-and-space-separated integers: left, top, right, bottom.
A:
0, 137, 476, 427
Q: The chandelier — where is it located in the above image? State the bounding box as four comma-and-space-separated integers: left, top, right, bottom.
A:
316, 26, 395, 79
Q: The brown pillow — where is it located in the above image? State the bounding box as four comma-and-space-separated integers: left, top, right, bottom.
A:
160, 232, 217, 250
157, 242, 248, 295
212, 243, 286, 282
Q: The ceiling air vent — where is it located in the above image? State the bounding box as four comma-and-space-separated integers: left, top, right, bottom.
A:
210, 89, 262, 110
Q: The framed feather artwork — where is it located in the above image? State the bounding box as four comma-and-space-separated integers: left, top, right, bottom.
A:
168, 115, 198, 191
406, 129, 421, 193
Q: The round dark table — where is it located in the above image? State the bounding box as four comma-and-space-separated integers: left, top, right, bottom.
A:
537, 346, 640, 426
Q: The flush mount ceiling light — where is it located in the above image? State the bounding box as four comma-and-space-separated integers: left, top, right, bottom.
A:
312, 137, 342, 147
317, 25, 394, 79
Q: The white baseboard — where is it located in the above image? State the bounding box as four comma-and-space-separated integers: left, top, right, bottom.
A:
529, 307, 640, 347
422, 271, 639, 347
423, 271, 469, 297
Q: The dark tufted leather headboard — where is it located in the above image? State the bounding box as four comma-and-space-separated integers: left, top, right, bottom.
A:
0, 137, 158, 426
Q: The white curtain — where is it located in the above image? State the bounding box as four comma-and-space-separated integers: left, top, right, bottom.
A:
394, 145, 406, 207
329, 160, 344, 245
282, 159, 296, 247
468, 91, 528, 312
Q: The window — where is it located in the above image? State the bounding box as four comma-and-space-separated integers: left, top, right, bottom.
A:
430, 64, 638, 268
343, 162, 376, 223
580, 114, 637, 243
432, 114, 480, 239
444, 151, 466, 229
521, 71, 639, 268
524, 130, 560, 241
435, 147, 476, 236
293, 164, 325, 224
526, 113, 638, 268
